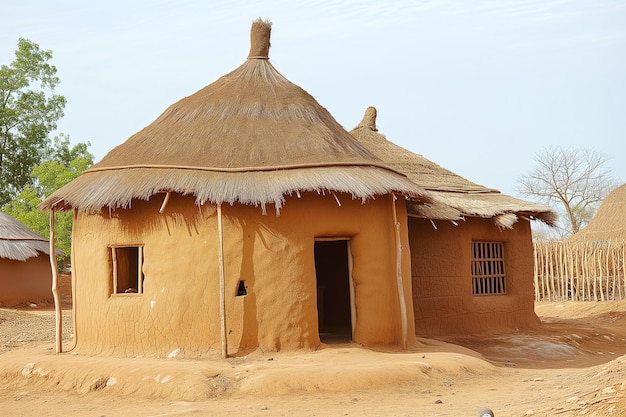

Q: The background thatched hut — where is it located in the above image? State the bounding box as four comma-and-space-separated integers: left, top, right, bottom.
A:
350, 107, 556, 336
42, 20, 432, 358
569, 183, 626, 243
0, 212, 59, 307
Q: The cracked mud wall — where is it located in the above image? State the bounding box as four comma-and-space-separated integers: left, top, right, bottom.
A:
409, 216, 540, 336
0, 255, 53, 307
70, 192, 414, 358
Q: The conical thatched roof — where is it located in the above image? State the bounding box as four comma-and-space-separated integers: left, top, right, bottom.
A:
569, 183, 626, 242
0, 212, 59, 261
349, 107, 557, 228
41, 19, 427, 214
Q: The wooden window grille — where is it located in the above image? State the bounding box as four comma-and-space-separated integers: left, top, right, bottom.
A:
471, 241, 506, 295
111, 246, 144, 295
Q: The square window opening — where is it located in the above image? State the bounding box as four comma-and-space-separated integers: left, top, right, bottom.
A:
111, 246, 144, 295
471, 241, 506, 295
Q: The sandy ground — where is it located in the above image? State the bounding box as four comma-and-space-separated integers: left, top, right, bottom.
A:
1, 301, 625, 417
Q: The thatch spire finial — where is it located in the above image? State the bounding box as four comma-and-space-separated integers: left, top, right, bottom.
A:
248, 18, 272, 59
357, 106, 378, 131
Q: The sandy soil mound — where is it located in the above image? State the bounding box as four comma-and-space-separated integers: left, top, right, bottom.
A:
1, 301, 625, 416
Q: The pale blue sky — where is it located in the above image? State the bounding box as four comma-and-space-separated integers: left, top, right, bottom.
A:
2, 0, 625, 199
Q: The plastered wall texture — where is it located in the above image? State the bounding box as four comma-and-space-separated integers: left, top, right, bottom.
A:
409, 216, 540, 336
70, 192, 416, 358
0, 255, 52, 307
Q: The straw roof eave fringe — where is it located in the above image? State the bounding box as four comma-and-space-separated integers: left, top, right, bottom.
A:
407, 200, 557, 226
430, 190, 558, 226
0, 239, 58, 261
0, 211, 63, 260
41, 166, 432, 213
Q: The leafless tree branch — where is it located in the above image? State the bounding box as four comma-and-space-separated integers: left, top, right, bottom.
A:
517, 146, 617, 237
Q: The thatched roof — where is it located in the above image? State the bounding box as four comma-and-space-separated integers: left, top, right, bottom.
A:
569, 183, 626, 242
349, 107, 557, 228
41, 19, 427, 214
0, 212, 60, 261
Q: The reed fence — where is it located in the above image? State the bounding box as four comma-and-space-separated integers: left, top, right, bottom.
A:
533, 240, 626, 302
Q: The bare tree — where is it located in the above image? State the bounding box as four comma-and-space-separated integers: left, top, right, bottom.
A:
518, 147, 617, 237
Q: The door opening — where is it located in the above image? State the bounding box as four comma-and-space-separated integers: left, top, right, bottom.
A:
315, 239, 352, 343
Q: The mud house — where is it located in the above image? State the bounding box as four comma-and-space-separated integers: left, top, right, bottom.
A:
350, 107, 556, 336
0, 212, 60, 307
41, 20, 440, 358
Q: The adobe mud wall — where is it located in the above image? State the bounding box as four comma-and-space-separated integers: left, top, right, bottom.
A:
409, 216, 540, 336
70, 192, 415, 358
0, 255, 53, 307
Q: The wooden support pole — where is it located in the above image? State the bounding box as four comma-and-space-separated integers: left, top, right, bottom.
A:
391, 194, 408, 349
49, 210, 62, 353
217, 203, 228, 358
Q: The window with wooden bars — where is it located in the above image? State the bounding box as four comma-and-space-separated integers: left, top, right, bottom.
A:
110, 246, 144, 295
471, 241, 506, 295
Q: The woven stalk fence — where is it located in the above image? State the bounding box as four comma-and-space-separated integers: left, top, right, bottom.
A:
534, 240, 626, 302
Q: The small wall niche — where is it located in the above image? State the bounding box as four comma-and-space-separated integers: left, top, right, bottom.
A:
236, 280, 247, 296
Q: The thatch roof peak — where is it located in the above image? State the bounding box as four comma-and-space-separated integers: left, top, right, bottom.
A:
357, 106, 378, 132
248, 18, 272, 59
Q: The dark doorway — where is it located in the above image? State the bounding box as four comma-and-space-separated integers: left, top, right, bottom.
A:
315, 239, 352, 343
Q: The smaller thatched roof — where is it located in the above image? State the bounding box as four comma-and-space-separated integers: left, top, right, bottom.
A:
0, 212, 61, 261
349, 107, 557, 228
569, 183, 626, 243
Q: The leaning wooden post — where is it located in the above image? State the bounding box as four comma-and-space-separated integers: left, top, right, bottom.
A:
49, 209, 62, 353
217, 203, 228, 358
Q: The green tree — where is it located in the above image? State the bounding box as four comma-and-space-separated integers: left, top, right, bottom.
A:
517, 146, 617, 237
0, 38, 66, 206
3, 135, 93, 264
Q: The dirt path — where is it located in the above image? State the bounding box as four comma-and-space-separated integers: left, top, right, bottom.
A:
1, 301, 625, 416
